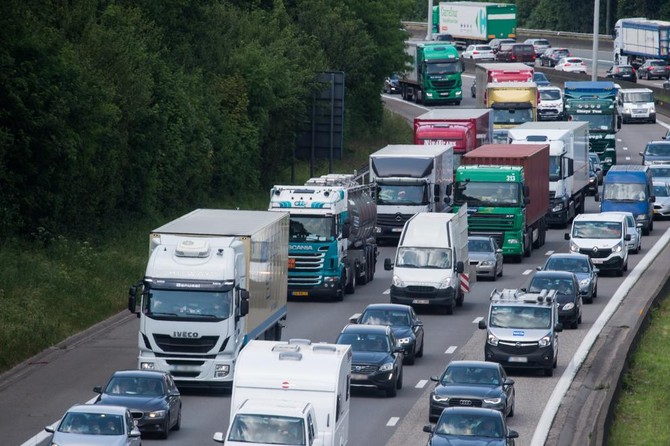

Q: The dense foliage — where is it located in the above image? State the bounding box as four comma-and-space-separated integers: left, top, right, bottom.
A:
0, 0, 412, 239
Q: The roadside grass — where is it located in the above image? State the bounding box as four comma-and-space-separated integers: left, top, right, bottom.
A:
0, 110, 412, 374
608, 295, 670, 445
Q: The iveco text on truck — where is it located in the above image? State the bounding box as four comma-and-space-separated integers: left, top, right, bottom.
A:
128, 209, 289, 388
399, 41, 463, 105
270, 174, 377, 301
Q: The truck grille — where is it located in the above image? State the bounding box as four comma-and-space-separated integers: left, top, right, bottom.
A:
579, 248, 612, 259
468, 213, 515, 230
497, 340, 539, 355
432, 80, 458, 89
407, 285, 437, 294
377, 213, 413, 228
449, 399, 483, 408
288, 276, 322, 286
290, 252, 325, 270
153, 334, 219, 354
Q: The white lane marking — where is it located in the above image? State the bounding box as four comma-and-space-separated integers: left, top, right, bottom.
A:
617, 138, 622, 142
383, 289, 390, 295
545, 250, 554, 256
523, 269, 533, 275
387, 417, 400, 427
416, 379, 428, 389
382, 93, 430, 111
21, 396, 98, 446
626, 156, 631, 161
473, 316, 484, 324
658, 120, 670, 130
622, 146, 628, 151
445, 346, 457, 354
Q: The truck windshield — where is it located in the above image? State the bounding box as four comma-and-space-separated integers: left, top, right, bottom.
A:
396, 247, 452, 269
376, 184, 428, 205
603, 183, 646, 201
549, 156, 562, 181
426, 60, 461, 75
228, 414, 306, 445
454, 182, 520, 207
490, 305, 552, 329
492, 108, 533, 125
144, 289, 232, 320
568, 114, 612, 131
289, 216, 334, 242
572, 220, 622, 239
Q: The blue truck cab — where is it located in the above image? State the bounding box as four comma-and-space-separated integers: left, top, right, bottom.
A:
600, 165, 655, 235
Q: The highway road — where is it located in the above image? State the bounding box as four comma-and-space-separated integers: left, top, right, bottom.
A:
4, 77, 670, 446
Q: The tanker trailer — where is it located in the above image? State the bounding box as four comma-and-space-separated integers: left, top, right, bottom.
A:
269, 174, 378, 301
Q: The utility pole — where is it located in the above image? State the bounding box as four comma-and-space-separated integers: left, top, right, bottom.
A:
427, 0, 434, 41
592, 0, 600, 81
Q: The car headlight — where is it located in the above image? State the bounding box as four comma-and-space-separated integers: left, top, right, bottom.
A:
636, 214, 648, 221
613, 242, 623, 253
570, 241, 579, 252
552, 202, 564, 212
579, 278, 591, 287
650, 105, 656, 113
392, 275, 405, 288
147, 410, 167, 419
438, 277, 451, 289
487, 333, 499, 346
432, 393, 450, 402
563, 302, 575, 311
538, 335, 552, 347
483, 397, 502, 405
379, 362, 394, 372
397, 337, 412, 345
480, 260, 494, 266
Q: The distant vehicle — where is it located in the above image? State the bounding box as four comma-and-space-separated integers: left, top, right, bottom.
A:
468, 235, 503, 280
495, 43, 535, 64
351, 303, 424, 365
423, 407, 519, 446
435, 33, 455, 43
533, 72, 550, 87
463, 44, 495, 61
640, 140, 670, 165
605, 64, 637, 83
335, 324, 404, 397
588, 159, 599, 196
537, 86, 564, 121
528, 270, 582, 329
538, 253, 599, 303
471, 78, 477, 98
428, 360, 515, 422
600, 211, 642, 254
45, 404, 142, 446
383, 73, 401, 94
524, 38, 551, 57
94, 370, 182, 439
555, 57, 587, 74
539, 48, 571, 67
653, 181, 670, 219
588, 152, 604, 185
636, 59, 670, 80
488, 38, 516, 53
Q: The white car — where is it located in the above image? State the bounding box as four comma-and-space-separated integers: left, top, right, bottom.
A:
462, 44, 495, 60
555, 57, 587, 74
653, 181, 670, 219
649, 164, 670, 184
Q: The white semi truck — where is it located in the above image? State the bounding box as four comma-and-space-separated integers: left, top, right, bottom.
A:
369, 144, 454, 243
508, 122, 590, 227
213, 339, 351, 446
127, 209, 289, 388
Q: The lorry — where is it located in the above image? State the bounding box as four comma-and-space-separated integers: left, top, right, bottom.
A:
383, 208, 471, 315
127, 209, 289, 388
563, 81, 621, 173
433, 2, 517, 45
485, 82, 539, 143
613, 18, 670, 67
601, 165, 655, 235
369, 145, 454, 243
453, 144, 550, 261
507, 122, 590, 228
474, 63, 535, 104
399, 41, 463, 105
413, 108, 493, 162
213, 339, 351, 446
269, 174, 377, 301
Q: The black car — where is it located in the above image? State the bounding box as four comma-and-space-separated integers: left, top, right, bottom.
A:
587, 159, 599, 197
539, 47, 570, 67
538, 253, 599, 303
636, 59, 670, 80
336, 324, 403, 397
423, 407, 518, 446
589, 152, 604, 185
429, 360, 515, 422
383, 73, 401, 94
352, 303, 424, 365
528, 271, 582, 329
471, 78, 477, 98
605, 64, 637, 83
94, 370, 182, 438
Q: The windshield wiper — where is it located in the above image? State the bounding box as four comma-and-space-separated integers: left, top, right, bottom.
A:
150, 312, 180, 317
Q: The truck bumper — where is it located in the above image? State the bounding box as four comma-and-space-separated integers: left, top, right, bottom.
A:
390, 285, 456, 309
288, 280, 340, 299
375, 226, 404, 242
424, 88, 462, 104
137, 352, 233, 388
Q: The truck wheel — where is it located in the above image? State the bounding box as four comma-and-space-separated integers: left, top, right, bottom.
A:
358, 261, 368, 286
524, 237, 531, 257
345, 271, 356, 294
456, 287, 464, 306
444, 300, 454, 315
333, 275, 345, 301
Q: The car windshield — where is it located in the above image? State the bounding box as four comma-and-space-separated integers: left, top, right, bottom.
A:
545, 257, 590, 273
377, 184, 428, 206
454, 181, 520, 207
105, 377, 164, 396
644, 144, 670, 156
441, 365, 500, 386
396, 247, 452, 269
289, 216, 334, 242
540, 89, 561, 100
360, 310, 410, 327
337, 333, 390, 352
572, 220, 622, 239
468, 239, 493, 253
477, 46, 492, 51
435, 414, 504, 438
654, 184, 670, 196
490, 305, 552, 329
603, 183, 646, 201
227, 414, 306, 445
59, 412, 125, 436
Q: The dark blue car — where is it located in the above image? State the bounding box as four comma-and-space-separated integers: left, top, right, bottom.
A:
423, 407, 519, 446
533, 72, 550, 87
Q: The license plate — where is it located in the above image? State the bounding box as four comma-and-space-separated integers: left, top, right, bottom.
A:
292, 291, 309, 296
172, 365, 199, 372
412, 299, 430, 304
351, 373, 367, 380
591, 258, 604, 264
392, 228, 403, 232
508, 356, 528, 363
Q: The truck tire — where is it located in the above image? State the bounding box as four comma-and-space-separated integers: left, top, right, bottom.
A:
444, 299, 455, 315
456, 287, 464, 307
524, 236, 532, 257
333, 275, 345, 301
357, 260, 368, 286
345, 270, 356, 294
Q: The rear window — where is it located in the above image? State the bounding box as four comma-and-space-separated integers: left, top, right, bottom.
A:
477, 46, 492, 51
555, 49, 569, 57
535, 40, 550, 46
619, 66, 634, 73
500, 44, 514, 51
650, 60, 667, 66
513, 45, 534, 54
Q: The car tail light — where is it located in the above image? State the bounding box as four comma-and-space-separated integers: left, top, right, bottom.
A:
473, 51, 479, 54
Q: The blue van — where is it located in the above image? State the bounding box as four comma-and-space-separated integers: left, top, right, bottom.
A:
601, 165, 655, 234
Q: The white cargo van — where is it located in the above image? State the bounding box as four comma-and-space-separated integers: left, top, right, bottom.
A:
618, 88, 655, 124
384, 207, 470, 315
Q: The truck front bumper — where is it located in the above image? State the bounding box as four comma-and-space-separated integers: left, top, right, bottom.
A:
138, 352, 233, 388
390, 285, 456, 309
424, 88, 462, 104
375, 225, 404, 242
288, 279, 340, 299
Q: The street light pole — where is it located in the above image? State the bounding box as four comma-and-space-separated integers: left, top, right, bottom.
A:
427, 0, 434, 41
592, 0, 600, 81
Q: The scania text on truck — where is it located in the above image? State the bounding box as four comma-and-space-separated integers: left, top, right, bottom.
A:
413, 109, 493, 160
399, 41, 463, 105
213, 339, 351, 446
508, 122, 590, 228
369, 145, 454, 243
454, 144, 550, 262
127, 209, 289, 388
269, 174, 377, 301
383, 208, 471, 315
613, 18, 670, 68
563, 81, 621, 173
434, 2, 517, 45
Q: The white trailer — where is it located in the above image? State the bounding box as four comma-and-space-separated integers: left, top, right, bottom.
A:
613, 18, 670, 66
128, 209, 289, 388
369, 144, 454, 242
507, 122, 590, 227
213, 339, 351, 446
384, 207, 471, 315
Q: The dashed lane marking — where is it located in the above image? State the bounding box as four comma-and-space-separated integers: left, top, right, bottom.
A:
523, 269, 533, 275
445, 346, 457, 354
383, 289, 390, 295
416, 380, 428, 389
387, 417, 400, 427
545, 250, 554, 256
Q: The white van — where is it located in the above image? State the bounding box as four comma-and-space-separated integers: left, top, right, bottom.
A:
618, 88, 655, 124
564, 213, 630, 276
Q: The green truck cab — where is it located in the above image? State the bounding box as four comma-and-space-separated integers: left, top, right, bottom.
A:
563, 81, 621, 172
399, 42, 463, 105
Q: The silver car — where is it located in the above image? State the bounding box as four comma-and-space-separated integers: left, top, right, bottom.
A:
653, 181, 670, 218
538, 253, 599, 304
601, 211, 642, 254
45, 404, 141, 446
468, 236, 503, 280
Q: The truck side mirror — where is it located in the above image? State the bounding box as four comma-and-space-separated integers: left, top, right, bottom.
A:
524, 196, 531, 204
617, 116, 622, 130
650, 195, 656, 203
594, 192, 600, 202
566, 158, 574, 176
446, 184, 453, 196
384, 258, 394, 271
434, 184, 440, 202
342, 220, 351, 239
523, 185, 530, 197
564, 233, 570, 240
444, 196, 451, 205
128, 286, 138, 315
456, 261, 464, 274
239, 289, 250, 317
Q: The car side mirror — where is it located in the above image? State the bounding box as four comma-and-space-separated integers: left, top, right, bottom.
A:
496, 248, 502, 254
625, 234, 631, 241
93, 386, 103, 394
423, 425, 434, 433
650, 195, 656, 203
504, 378, 515, 386
639, 151, 644, 157
508, 430, 520, 439
384, 258, 393, 271
594, 268, 600, 275
416, 320, 424, 326
394, 347, 404, 353
555, 322, 563, 332
349, 315, 359, 324
213, 432, 226, 443
430, 375, 440, 382
478, 320, 487, 329
130, 427, 142, 438
536, 266, 542, 271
